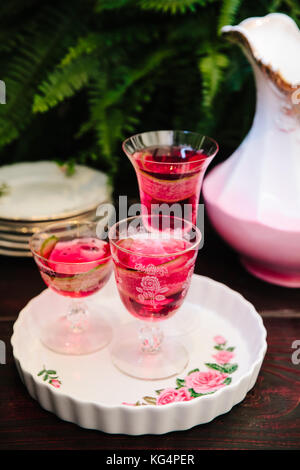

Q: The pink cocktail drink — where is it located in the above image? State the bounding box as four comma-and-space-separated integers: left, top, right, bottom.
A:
113, 235, 197, 321
109, 215, 202, 379
133, 146, 209, 225
123, 131, 218, 225
30, 221, 113, 355
39, 237, 112, 298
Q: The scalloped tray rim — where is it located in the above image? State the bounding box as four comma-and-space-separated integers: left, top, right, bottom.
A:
11, 275, 267, 435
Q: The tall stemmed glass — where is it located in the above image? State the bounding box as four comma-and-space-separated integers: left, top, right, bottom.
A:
123, 130, 218, 225
109, 215, 201, 379
30, 220, 113, 355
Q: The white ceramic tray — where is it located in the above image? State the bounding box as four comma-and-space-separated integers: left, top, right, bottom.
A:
11, 275, 267, 435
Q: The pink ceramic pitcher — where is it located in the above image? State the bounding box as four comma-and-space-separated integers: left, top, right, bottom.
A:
203, 13, 300, 287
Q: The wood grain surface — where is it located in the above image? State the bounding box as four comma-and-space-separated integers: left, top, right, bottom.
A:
0, 221, 299, 450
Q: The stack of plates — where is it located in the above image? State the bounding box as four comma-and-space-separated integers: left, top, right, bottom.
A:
0, 162, 112, 257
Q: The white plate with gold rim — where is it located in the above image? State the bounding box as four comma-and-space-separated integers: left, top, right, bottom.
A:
0, 161, 111, 221
11, 274, 267, 435
0, 209, 102, 257
0, 247, 32, 257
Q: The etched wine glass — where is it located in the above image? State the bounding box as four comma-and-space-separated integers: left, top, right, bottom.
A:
123, 130, 218, 225
30, 220, 113, 355
109, 215, 201, 379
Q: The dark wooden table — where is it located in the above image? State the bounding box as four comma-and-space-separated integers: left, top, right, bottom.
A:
1, 222, 299, 450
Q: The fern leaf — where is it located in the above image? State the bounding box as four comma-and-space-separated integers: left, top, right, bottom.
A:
103, 50, 172, 108
88, 75, 118, 174
33, 57, 98, 113
60, 34, 101, 67
59, 24, 157, 70
95, 0, 135, 12
86, 49, 166, 175
218, 0, 242, 32
0, 5, 83, 149
138, 0, 208, 14
198, 51, 229, 109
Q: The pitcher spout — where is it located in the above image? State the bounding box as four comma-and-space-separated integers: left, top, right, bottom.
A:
222, 13, 300, 94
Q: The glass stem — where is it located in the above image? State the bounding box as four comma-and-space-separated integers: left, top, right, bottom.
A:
138, 323, 164, 354
67, 300, 88, 333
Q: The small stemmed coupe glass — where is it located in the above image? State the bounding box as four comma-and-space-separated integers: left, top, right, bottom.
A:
123, 130, 218, 226
30, 220, 112, 355
109, 215, 201, 379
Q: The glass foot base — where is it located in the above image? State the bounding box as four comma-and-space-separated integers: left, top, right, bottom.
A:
40, 312, 113, 355
111, 323, 188, 380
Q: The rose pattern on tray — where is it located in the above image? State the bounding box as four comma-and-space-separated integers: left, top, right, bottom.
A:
36, 337, 237, 398
122, 336, 238, 406
37, 366, 61, 388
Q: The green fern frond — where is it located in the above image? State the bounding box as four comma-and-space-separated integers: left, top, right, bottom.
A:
95, 0, 135, 12
267, 0, 282, 12
75, 119, 95, 140
2, 0, 297, 181
0, 5, 82, 149
102, 49, 172, 108
60, 34, 101, 67
33, 57, 98, 113
0, 119, 19, 147
217, 0, 242, 32
88, 74, 118, 174
86, 50, 166, 175
138, 0, 208, 14
198, 51, 229, 109
88, 78, 130, 174
284, 0, 300, 20
0, 30, 24, 53
60, 25, 157, 70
